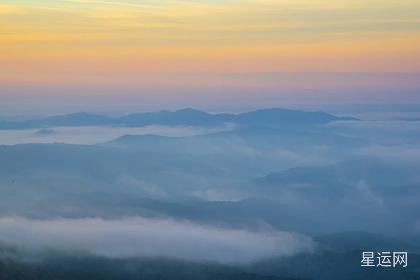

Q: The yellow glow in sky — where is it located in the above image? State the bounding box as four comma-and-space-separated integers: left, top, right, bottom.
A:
1, 0, 420, 87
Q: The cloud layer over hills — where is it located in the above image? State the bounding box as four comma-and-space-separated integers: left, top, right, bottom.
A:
0, 217, 313, 264
0, 108, 419, 279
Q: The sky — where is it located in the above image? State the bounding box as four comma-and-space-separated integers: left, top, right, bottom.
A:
1, 0, 420, 114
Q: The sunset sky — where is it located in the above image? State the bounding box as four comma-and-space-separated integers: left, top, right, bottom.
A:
1, 0, 420, 114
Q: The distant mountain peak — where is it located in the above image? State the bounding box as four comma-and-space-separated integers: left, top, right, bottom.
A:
175, 108, 205, 113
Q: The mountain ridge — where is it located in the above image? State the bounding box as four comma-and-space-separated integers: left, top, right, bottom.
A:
0, 108, 357, 130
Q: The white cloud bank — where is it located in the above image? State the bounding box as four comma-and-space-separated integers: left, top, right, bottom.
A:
0, 217, 314, 264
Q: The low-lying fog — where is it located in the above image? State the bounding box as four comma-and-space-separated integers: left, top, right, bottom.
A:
1, 109, 420, 280
0, 216, 314, 264
0, 125, 233, 145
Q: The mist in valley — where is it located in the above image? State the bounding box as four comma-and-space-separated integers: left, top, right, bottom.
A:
1, 108, 419, 280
